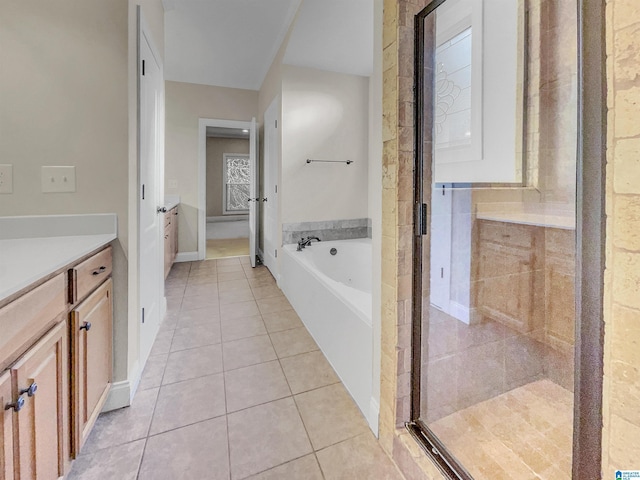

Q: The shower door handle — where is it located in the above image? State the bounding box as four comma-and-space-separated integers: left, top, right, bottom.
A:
415, 203, 428, 236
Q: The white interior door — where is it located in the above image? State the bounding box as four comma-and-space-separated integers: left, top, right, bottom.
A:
138, 16, 164, 364
249, 117, 258, 267
429, 184, 452, 311
263, 97, 279, 278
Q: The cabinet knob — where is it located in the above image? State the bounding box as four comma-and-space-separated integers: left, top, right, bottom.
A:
20, 382, 37, 397
80, 322, 92, 331
5, 396, 25, 412
92, 266, 107, 276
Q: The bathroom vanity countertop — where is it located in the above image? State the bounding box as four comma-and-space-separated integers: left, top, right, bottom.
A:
164, 195, 180, 211
0, 214, 117, 304
476, 211, 575, 230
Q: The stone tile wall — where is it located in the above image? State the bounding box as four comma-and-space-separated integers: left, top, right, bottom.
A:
281, 218, 370, 245
602, 0, 640, 476
380, 0, 446, 477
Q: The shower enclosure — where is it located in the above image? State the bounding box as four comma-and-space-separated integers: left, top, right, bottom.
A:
406, 0, 602, 478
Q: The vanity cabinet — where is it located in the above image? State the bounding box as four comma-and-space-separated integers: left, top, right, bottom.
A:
475, 219, 576, 352
476, 220, 543, 334
0, 244, 113, 477
164, 206, 178, 278
70, 279, 112, 456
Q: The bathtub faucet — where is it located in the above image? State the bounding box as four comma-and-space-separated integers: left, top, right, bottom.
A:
296, 236, 321, 251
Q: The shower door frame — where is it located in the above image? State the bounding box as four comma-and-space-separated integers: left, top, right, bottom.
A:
406, 0, 606, 479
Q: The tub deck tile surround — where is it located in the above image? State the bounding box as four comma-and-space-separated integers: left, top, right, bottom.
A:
68, 257, 405, 480
282, 218, 371, 245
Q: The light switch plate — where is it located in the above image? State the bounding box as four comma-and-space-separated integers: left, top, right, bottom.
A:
0, 164, 13, 194
41, 166, 76, 193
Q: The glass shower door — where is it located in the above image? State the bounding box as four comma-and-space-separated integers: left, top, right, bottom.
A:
410, 1, 578, 479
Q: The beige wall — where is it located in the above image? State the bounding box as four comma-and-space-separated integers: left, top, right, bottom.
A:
206, 137, 250, 217
603, 0, 640, 475
0, 0, 164, 400
281, 65, 370, 224
164, 81, 258, 253
0, 0, 134, 389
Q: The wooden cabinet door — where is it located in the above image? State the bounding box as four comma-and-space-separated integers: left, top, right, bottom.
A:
172, 209, 178, 258
164, 212, 172, 278
0, 370, 14, 480
12, 321, 68, 480
478, 242, 535, 333
71, 279, 112, 457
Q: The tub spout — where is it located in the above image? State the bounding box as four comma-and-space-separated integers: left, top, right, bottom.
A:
297, 236, 321, 251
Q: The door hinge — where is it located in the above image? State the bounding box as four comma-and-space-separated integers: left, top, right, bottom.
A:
275, 120, 277, 128
142, 184, 145, 200
142, 59, 145, 76
275, 249, 277, 258
415, 203, 428, 236
441, 267, 444, 278
142, 307, 145, 324
275, 185, 277, 194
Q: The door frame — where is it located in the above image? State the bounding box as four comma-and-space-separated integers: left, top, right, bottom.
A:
197, 118, 258, 262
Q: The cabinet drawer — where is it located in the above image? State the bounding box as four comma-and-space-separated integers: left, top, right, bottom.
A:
72, 246, 112, 303
0, 273, 66, 370
478, 220, 534, 249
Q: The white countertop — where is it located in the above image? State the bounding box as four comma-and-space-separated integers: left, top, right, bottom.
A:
0, 214, 117, 303
164, 195, 180, 211
476, 211, 575, 230
475, 202, 575, 230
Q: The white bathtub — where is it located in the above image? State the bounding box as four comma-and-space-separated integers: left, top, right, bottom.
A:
281, 238, 376, 431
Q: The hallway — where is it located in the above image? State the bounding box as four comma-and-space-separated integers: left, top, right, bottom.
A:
68, 257, 403, 480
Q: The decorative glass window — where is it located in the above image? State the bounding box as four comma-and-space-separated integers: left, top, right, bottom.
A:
223, 153, 250, 214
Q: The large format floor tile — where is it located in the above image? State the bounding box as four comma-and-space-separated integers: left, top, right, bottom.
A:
316, 433, 405, 480
280, 350, 340, 394
67, 440, 145, 480
224, 360, 291, 412
150, 374, 226, 434
162, 343, 224, 384
139, 417, 230, 480
227, 397, 313, 479
295, 383, 369, 450
72, 257, 407, 480
222, 334, 277, 371
82, 388, 159, 454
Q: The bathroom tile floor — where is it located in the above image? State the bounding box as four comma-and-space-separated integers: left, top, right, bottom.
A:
429, 379, 574, 480
68, 256, 404, 480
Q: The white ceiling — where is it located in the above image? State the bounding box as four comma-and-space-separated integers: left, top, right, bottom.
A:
163, 0, 374, 91
283, 0, 373, 77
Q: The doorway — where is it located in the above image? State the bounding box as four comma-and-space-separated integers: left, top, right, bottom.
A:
198, 118, 259, 266
205, 130, 251, 259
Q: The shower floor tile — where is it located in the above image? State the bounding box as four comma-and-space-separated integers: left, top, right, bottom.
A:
71, 258, 404, 480
429, 379, 574, 480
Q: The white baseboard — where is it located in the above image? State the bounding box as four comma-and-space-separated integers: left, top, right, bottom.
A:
176, 251, 198, 262
369, 397, 380, 437
102, 381, 132, 412
448, 300, 472, 324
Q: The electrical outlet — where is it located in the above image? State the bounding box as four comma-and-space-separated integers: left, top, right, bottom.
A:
0, 164, 13, 194
41, 166, 76, 193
